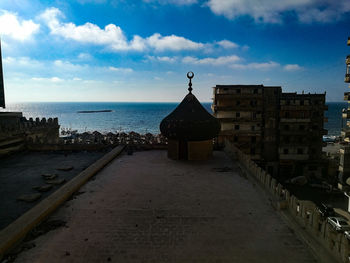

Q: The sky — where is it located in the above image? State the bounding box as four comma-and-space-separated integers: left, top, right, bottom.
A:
0, 0, 349, 102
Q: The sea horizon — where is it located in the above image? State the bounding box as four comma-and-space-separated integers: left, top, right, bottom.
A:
1, 101, 346, 136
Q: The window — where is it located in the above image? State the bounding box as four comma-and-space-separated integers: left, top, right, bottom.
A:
252, 113, 257, 120
236, 89, 241, 94
284, 125, 290, 131
251, 126, 255, 131
236, 112, 240, 118
251, 148, 256, 154
300, 100, 304, 105
286, 100, 290, 105
285, 112, 290, 118
297, 148, 303, 154
299, 125, 305, 131
235, 125, 240, 130
251, 137, 256, 143
253, 89, 258, 94
236, 100, 240, 106
233, 136, 238, 142
284, 136, 290, 143
283, 149, 289, 154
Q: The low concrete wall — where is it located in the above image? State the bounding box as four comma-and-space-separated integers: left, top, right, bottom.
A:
0, 145, 125, 260
224, 139, 348, 263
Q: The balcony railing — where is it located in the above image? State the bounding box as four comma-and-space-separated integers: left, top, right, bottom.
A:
346, 73, 350, 83
344, 92, 350, 101
346, 55, 350, 65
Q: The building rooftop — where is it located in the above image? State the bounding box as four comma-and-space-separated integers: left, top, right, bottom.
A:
14, 150, 316, 262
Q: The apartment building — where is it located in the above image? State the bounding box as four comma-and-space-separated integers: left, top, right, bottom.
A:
212, 85, 327, 179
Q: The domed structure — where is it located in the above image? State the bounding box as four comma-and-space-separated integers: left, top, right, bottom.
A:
160, 72, 220, 160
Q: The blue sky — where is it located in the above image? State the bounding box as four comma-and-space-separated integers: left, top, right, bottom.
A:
0, 0, 349, 102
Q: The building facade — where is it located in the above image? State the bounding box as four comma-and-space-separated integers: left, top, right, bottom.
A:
212, 85, 327, 180
339, 37, 350, 189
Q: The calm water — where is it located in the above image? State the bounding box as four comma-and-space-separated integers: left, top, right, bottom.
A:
2, 102, 212, 134
1, 102, 346, 136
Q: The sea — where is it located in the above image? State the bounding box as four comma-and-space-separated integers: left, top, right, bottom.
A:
1, 102, 347, 136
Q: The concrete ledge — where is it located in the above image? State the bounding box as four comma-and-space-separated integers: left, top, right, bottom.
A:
0, 145, 125, 259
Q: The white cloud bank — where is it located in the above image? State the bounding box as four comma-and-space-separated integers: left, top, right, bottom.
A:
206, 0, 350, 23
39, 7, 206, 52
0, 10, 40, 40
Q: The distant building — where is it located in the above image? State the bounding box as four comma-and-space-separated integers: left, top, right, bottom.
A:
212, 84, 327, 180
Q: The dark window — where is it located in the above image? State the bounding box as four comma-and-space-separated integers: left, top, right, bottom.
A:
285, 112, 290, 118
251, 137, 256, 143
300, 100, 304, 105
284, 125, 289, 131
297, 148, 303, 154
233, 136, 238, 142
223, 88, 228, 91
251, 126, 255, 131
252, 113, 257, 119
285, 136, 290, 143
236, 112, 240, 118
253, 89, 258, 94
235, 125, 240, 130
251, 148, 256, 154
236, 89, 241, 94
313, 112, 319, 117
286, 100, 290, 105
236, 100, 240, 106
283, 149, 289, 154
299, 125, 305, 131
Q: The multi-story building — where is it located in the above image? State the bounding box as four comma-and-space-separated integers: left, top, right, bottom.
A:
212, 85, 327, 180
339, 37, 350, 189
279, 92, 327, 180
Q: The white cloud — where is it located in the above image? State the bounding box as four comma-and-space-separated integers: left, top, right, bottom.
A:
230, 61, 280, 70
283, 64, 303, 71
216, 40, 239, 49
206, 0, 350, 23
182, 55, 241, 65
32, 77, 64, 82
146, 55, 178, 63
0, 10, 40, 40
39, 7, 205, 52
108, 66, 133, 73
145, 33, 204, 51
77, 53, 92, 60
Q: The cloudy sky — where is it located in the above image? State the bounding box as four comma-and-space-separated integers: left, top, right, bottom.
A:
0, 0, 349, 102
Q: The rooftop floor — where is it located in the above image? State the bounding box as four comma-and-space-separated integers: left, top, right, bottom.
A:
15, 150, 316, 262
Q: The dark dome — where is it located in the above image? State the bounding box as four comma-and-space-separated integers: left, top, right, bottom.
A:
160, 92, 221, 141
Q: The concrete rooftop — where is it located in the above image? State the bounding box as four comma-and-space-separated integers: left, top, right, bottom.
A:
14, 150, 316, 262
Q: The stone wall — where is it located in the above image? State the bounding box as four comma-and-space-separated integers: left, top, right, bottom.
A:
224, 139, 349, 263
0, 115, 60, 156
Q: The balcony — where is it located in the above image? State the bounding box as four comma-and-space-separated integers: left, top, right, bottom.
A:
341, 128, 350, 138
343, 109, 350, 119
347, 55, 350, 65
346, 74, 350, 83
215, 93, 263, 99
348, 37, 350, 46
344, 92, 350, 101
279, 154, 309, 161
280, 118, 311, 123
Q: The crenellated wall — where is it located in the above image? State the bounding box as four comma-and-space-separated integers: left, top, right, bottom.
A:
224, 139, 349, 263
0, 113, 60, 156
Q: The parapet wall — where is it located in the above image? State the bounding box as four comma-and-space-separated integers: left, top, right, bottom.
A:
0, 116, 60, 155
224, 139, 349, 263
